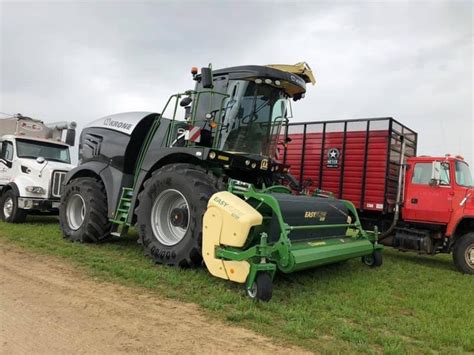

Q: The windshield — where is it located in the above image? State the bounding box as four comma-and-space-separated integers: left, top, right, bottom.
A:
216, 80, 289, 157
16, 139, 71, 164
455, 160, 473, 187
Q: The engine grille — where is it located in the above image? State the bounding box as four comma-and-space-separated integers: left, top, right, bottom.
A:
51, 170, 67, 198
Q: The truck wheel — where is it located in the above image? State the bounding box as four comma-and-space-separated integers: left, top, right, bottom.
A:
0, 190, 27, 223
453, 233, 474, 274
362, 249, 383, 267
247, 273, 273, 302
136, 164, 219, 267
59, 177, 111, 243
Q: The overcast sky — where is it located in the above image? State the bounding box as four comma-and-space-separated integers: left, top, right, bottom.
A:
0, 0, 472, 164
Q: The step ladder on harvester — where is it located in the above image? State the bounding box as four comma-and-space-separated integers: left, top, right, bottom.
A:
109, 112, 162, 238
110, 187, 134, 237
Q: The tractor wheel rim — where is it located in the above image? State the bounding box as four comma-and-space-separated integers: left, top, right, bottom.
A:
465, 244, 474, 268
151, 189, 190, 246
66, 194, 86, 231
3, 197, 13, 218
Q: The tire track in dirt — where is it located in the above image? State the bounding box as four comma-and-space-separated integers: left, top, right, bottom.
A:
0, 243, 311, 354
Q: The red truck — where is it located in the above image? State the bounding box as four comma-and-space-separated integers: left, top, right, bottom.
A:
282, 117, 474, 273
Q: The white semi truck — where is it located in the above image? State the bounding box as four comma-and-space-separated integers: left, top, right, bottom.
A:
0, 114, 76, 223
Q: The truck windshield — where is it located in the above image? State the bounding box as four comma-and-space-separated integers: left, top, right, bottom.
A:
16, 139, 71, 164
455, 161, 473, 187
216, 81, 289, 157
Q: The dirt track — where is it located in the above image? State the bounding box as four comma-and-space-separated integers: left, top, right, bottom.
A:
0, 243, 308, 354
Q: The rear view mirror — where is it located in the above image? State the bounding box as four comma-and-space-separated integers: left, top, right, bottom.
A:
180, 96, 192, 107
65, 129, 76, 146
430, 161, 441, 186
201, 67, 213, 89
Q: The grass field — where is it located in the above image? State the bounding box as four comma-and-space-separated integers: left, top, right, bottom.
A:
1, 216, 473, 354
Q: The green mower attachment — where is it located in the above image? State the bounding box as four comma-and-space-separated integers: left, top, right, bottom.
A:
202, 180, 383, 301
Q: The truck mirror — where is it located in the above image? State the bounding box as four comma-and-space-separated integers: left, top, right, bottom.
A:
65, 129, 76, 146
430, 161, 441, 186
201, 67, 213, 89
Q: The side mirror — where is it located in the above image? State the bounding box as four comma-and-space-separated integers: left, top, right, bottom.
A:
201, 67, 213, 89
36, 157, 45, 164
430, 161, 441, 186
180, 96, 192, 107
65, 129, 76, 146
285, 136, 292, 144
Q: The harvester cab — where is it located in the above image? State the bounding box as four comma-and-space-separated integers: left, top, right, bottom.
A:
60, 63, 382, 302
159, 63, 314, 185
185, 64, 304, 155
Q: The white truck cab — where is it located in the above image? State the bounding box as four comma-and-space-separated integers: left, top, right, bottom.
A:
0, 115, 76, 223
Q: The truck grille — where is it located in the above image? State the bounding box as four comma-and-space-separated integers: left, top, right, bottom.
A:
51, 171, 67, 198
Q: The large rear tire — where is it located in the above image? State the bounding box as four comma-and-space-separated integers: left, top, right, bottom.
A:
136, 164, 219, 267
453, 233, 474, 274
59, 177, 111, 243
0, 190, 27, 223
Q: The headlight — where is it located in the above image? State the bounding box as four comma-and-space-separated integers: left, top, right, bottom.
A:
25, 186, 45, 194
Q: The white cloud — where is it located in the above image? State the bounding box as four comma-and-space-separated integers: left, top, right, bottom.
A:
0, 0, 472, 163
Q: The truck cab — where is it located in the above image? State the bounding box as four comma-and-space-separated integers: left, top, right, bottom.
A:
0, 116, 76, 223
403, 156, 473, 225
397, 155, 474, 272
402, 156, 473, 235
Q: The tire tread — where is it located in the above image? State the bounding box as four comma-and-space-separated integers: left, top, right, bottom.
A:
136, 164, 220, 267
59, 177, 111, 243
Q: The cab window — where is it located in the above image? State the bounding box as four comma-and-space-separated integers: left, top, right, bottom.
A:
412, 162, 450, 185
455, 161, 473, 187
439, 162, 450, 185
412, 163, 432, 184
0, 141, 14, 161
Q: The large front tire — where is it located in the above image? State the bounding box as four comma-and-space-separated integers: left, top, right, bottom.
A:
136, 164, 219, 267
453, 233, 474, 274
0, 190, 27, 223
59, 177, 111, 243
